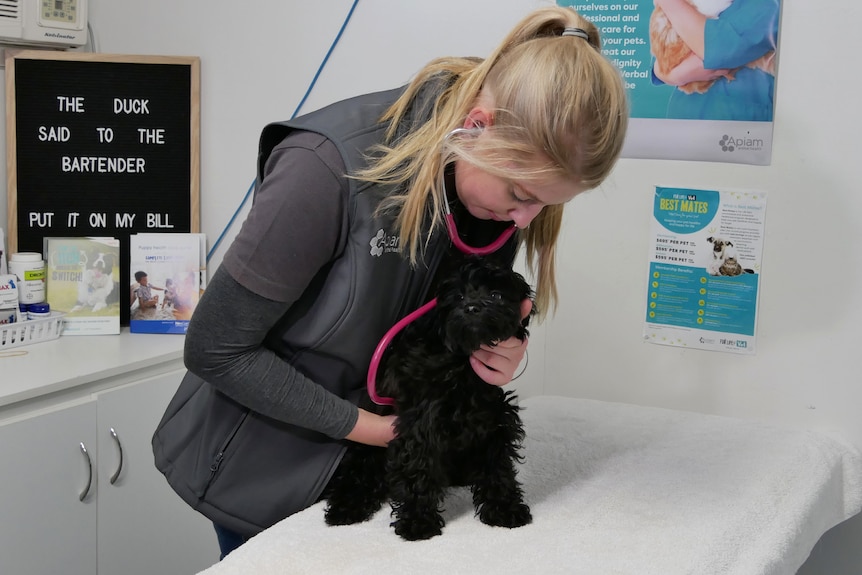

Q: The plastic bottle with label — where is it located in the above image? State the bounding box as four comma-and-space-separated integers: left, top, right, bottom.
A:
8, 252, 46, 304
28, 302, 51, 320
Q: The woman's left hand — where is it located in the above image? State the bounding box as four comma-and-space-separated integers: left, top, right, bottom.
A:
470, 298, 532, 386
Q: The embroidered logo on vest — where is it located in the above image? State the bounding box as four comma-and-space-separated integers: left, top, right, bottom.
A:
369, 228, 400, 257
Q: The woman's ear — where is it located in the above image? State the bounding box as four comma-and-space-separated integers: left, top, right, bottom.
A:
463, 106, 493, 130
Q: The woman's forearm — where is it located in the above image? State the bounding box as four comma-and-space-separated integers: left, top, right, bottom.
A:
184, 266, 360, 439
345, 409, 397, 447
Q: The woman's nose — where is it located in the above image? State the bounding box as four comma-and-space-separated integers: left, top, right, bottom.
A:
508, 203, 543, 228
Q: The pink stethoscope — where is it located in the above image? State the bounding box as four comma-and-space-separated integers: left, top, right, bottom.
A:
366, 128, 517, 405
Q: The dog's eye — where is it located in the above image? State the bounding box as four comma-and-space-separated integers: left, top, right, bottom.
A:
490, 291, 503, 301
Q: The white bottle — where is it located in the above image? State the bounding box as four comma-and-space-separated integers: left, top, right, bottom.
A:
9, 252, 46, 303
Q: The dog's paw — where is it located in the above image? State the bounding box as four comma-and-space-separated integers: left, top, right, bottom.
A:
392, 515, 444, 541
324, 502, 379, 526
478, 501, 532, 529
92, 302, 106, 312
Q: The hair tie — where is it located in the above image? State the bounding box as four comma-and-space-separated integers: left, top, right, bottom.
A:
561, 27, 589, 41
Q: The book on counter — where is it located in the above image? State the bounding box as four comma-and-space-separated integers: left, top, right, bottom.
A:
129, 232, 206, 334
44, 236, 121, 335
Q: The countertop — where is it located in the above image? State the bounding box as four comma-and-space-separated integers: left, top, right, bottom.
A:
0, 328, 185, 410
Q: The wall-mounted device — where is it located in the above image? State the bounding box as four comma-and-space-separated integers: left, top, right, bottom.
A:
0, 0, 88, 48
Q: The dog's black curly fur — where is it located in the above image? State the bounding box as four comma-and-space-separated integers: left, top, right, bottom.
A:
323, 257, 534, 540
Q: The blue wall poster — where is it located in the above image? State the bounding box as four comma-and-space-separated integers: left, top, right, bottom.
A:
559, 1, 780, 165
644, 186, 767, 354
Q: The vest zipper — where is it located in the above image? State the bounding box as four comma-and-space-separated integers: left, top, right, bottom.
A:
201, 411, 249, 497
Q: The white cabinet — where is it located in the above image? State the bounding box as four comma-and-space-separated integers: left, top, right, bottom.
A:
0, 399, 99, 575
0, 365, 219, 575
96, 369, 218, 575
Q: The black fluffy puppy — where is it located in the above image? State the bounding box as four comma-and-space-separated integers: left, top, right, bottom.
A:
324, 257, 534, 540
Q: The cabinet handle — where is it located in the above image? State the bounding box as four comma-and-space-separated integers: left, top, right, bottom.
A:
109, 427, 124, 485
79, 442, 93, 502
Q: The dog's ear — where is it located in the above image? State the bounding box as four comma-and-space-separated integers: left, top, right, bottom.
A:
726, 241, 734, 247
707, 236, 715, 244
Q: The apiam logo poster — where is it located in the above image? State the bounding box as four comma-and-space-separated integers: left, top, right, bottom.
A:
558, 0, 780, 164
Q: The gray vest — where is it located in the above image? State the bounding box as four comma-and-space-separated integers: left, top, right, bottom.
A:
152, 87, 452, 536
259, 86, 448, 398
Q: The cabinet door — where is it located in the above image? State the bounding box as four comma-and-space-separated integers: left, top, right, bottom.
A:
0, 400, 98, 575
96, 369, 219, 575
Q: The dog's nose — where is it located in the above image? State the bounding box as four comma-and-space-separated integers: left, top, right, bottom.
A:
465, 304, 480, 314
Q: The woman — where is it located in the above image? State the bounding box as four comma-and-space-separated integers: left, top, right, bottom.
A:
152, 5, 628, 558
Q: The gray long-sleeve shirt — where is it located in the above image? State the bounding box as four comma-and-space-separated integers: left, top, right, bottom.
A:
184, 131, 358, 439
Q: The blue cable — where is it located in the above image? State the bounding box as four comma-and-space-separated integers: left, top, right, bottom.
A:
207, 0, 360, 262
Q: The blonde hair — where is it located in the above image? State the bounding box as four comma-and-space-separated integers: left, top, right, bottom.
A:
356, 6, 628, 318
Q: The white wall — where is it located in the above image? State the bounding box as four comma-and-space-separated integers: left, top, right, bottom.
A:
81, 0, 547, 270
3, 0, 860, 572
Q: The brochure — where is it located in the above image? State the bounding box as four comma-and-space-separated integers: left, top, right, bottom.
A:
129, 233, 205, 334
45, 237, 121, 335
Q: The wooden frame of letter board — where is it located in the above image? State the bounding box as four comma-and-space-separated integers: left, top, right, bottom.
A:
5, 51, 200, 325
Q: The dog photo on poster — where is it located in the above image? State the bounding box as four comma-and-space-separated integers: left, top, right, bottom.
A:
643, 186, 767, 354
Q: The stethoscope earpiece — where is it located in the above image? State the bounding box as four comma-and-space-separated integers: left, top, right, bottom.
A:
446, 126, 482, 139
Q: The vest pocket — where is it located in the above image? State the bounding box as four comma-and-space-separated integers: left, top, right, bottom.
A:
199, 410, 250, 498
152, 371, 255, 500
155, 373, 349, 531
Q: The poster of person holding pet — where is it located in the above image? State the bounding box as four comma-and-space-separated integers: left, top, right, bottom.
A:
558, 0, 780, 164
643, 186, 767, 354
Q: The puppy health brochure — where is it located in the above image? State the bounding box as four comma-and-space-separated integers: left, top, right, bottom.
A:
643, 187, 767, 354
45, 237, 121, 335
130, 232, 205, 334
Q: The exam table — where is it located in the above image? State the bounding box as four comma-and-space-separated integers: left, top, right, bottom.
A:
197, 395, 862, 575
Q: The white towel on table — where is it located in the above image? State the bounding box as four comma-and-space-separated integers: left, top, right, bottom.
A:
199, 395, 862, 575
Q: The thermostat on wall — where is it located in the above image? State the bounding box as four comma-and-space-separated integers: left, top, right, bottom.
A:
0, 0, 88, 48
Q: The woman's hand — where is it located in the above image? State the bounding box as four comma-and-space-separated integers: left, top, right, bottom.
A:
345, 408, 398, 447
470, 298, 532, 386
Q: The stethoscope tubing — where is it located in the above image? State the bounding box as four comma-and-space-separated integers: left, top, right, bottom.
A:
366, 298, 438, 406
366, 127, 518, 405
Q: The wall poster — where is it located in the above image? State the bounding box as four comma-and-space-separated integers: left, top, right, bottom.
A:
559, 1, 781, 165
644, 186, 767, 354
